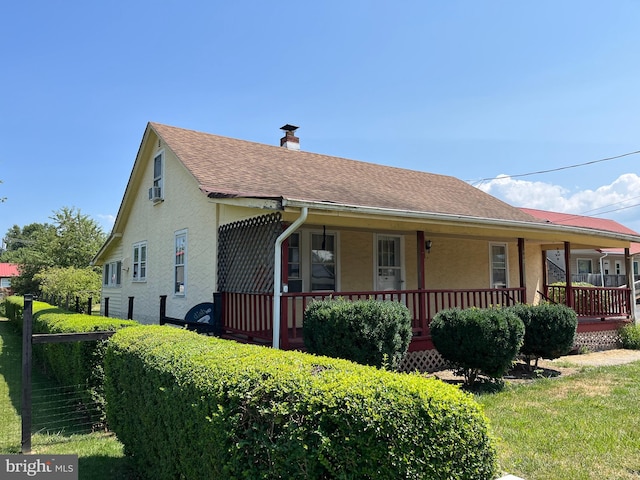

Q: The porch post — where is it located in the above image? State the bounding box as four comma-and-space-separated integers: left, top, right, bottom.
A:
564, 241, 573, 309
625, 247, 637, 324
417, 231, 427, 334
280, 237, 290, 350
517, 237, 526, 303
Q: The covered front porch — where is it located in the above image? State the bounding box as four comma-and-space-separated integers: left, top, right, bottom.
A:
216, 210, 637, 354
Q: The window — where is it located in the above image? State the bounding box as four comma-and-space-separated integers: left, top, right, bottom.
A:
286, 230, 337, 292
490, 243, 508, 288
152, 152, 163, 200
577, 258, 592, 274
311, 232, 335, 291
287, 233, 302, 293
0, 278, 11, 288
175, 230, 187, 295
103, 261, 122, 287
634, 261, 639, 276
133, 242, 147, 281
615, 261, 622, 275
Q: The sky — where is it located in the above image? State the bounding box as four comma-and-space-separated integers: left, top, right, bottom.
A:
2, 1, 640, 242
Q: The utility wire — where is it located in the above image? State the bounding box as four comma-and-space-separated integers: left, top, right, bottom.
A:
469, 149, 640, 185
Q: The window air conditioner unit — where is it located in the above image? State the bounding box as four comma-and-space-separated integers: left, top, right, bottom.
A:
148, 186, 162, 202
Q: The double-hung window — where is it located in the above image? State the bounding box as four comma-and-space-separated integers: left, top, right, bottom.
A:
490, 243, 508, 288
103, 261, 122, 287
286, 230, 337, 292
152, 152, 163, 199
133, 242, 147, 281
175, 230, 187, 295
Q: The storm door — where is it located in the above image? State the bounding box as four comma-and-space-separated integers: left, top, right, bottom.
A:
376, 235, 403, 291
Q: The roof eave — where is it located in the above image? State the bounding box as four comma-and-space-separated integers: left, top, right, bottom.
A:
281, 198, 640, 244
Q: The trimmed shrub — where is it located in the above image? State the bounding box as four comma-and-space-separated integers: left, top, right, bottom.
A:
303, 298, 412, 370
32, 308, 137, 422
510, 303, 577, 368
105, 326, 498, 479
619, 323, 640, 350
430, 308, 525, 386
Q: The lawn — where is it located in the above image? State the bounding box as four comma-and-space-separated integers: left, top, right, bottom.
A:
478, 361, 640, 479
2, 312, 640, 479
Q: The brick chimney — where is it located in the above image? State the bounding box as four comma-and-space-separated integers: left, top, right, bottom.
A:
280, 124, 300, 150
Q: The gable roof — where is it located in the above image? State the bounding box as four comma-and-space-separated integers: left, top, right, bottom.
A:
150, 122, 540, 224
0, 263, 19, 278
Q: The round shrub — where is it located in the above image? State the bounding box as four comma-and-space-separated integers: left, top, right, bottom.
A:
510, 303, 577, 367
303, 298, 412, 370
430, 308, 524, 385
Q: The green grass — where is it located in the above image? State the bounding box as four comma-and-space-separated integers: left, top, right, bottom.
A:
0, 317, 135, 479
478, 362, 640, 479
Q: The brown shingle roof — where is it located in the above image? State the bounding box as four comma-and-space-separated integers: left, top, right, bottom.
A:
150, 122, 540, 223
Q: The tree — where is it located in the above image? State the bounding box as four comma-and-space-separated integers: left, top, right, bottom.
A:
34, 266, 102, 309
3, 207, 106, 295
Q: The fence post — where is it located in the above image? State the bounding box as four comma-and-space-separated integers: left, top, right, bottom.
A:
104, 297, 110, 318
127, 297, 134, 320
213, 292, 223, 335
159, 295, 167, 325
21, 294, 33, 454
87, 296, 93, 316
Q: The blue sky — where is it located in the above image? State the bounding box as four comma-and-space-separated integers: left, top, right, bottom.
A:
2, 1, 640, 241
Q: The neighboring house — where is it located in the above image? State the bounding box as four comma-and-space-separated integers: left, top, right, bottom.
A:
521, 208, 640, 287
0, 263, 19, 300
93, 123, 640, 370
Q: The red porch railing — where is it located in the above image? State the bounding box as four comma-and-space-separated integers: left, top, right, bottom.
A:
222, 287, 526, 350
545, 285, 632, 319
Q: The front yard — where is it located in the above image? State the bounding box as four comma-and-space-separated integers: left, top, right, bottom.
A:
1, 314, 640, 479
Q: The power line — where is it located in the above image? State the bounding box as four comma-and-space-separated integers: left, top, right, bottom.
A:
469, 149, 640, 185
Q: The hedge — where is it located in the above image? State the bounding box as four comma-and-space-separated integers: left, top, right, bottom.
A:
303, 298, 412, 370
4, 295, 137, 423
105, 325, 498, 479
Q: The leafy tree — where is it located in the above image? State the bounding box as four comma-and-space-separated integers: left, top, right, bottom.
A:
3, 207, 106, 295
34, 266, 102, 309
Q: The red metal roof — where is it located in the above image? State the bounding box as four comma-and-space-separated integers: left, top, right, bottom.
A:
0, 263, 19, 277
520, 208, 640, 255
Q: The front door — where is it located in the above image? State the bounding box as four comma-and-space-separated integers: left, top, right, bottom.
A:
376, 235, 403, 291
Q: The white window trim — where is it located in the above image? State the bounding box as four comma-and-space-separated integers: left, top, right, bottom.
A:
174, 229, 187, 297
373, 234, 405, 291
103, 261, 122, 287
132, 241, 147, 282
288, 229, 340, 293
152, 150, 165, 202
489, 242, 509, 288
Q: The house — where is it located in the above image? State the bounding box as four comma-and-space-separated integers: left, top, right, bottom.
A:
521, 208, 640, 287
0, 263, 19, 300
93, 122, 640, 371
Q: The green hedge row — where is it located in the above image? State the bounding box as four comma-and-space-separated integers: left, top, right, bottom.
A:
105, 325, 498, 479
3, 295, 137, 422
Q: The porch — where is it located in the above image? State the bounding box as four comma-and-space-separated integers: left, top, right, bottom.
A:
219, 284, 632, 352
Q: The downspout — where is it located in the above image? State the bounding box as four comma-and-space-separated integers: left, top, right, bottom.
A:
599, 252, 608, 288
273, 207, 308, 349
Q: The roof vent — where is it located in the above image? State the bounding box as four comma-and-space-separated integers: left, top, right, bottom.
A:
280, 124, 300, 151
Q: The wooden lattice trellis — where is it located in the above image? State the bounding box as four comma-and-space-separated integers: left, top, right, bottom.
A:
218, 212, 282, 294
574, 330, 622, 352
399, 350, 449, 373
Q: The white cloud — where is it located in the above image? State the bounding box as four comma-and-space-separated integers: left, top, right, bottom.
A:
96, 214, 116, 233
476, 173, 640, 232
